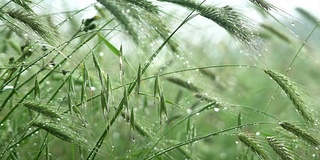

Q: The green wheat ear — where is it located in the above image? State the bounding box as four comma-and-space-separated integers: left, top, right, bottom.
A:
264, 70, 314, 123
249, 0, 275, 11
280, 122, 320, 147
159, 0, 256, 48
1, 9, 57, 44
32, 120, 89, 146
238, 133, 269, 159
23, 101, 61, 119
267, 136, 294, 160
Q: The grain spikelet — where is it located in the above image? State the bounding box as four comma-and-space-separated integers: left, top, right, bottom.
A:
123, 0, 159, 14
23, 102, 61, 119
238, 133, 269, 159
32, 120, 88, 146
97, 0, 138, 42
166, 76, 200, 92
280, 122, 319, 147
267, 136, 294, 160
6, 9, 56, 43
194, 93, 217, 103
264, 70, 314, 123
249, 0, 274, 11
159, 0, 255, 48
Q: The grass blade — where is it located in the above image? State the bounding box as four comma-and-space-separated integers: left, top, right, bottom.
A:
34, 76, 40, 101
160, 93, 167, 124
136, 63, 141, 94
100, 90, 108, 120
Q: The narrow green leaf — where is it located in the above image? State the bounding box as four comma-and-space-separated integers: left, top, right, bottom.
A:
186, 118, 191, 136
237, 111, 242, 131
160, 94, 167, 121
154, 75, 160, 98
98, 33, 120, 56
34, 76, 40, 100
92, 53, 103, 86
119, 45, 124, 83
105, 74, 113, 107
136, 64, 141, 94
68, 93, 72, 115
124, 87, 129, 112
296, 8, 319, 25
98, 34, 135, 70
130, 107, 135, 130
100, 90, 108, 120
34, 134, 48, 160
68, 76, 75, 94
80, 65, 87, 107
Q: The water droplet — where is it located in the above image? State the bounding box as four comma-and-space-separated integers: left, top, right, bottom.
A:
186, 109, 192, 114
113, 132, 120, 139
220, 153, 227, 159
214, 108, 220, 112
291, 22, 295, 26
90, 86, 96, 91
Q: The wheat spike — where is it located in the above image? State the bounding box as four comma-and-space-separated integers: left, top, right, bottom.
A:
280, 122, 319, 147
264, 70, 314, 123
249, 0, 274, 11
5, 9, 56, 44
166, 76, 200, 92
23, 101, 61, 119
267, 136, 294, 160
238, 133, 269, 159
32, 120, 88, 146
